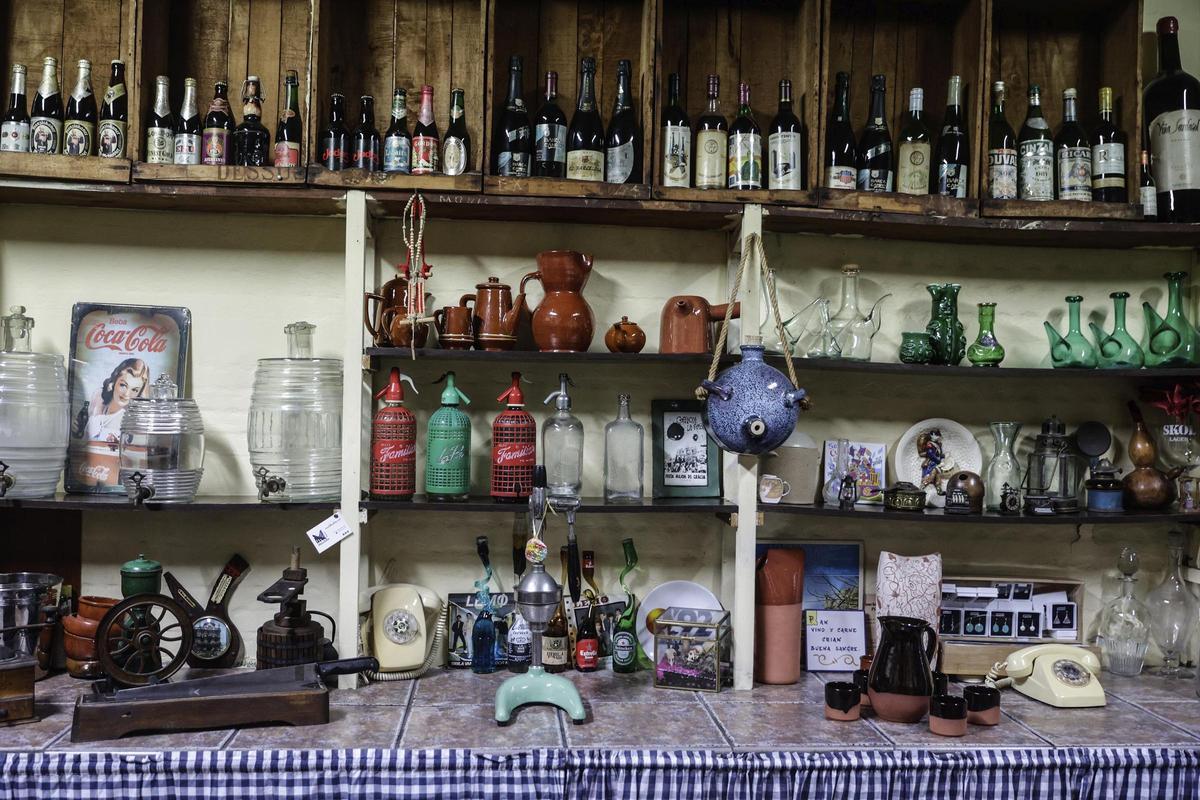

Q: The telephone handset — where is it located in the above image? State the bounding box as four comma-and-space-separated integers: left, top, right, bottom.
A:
359, 584, 446, 681
987, 644, 1105, 708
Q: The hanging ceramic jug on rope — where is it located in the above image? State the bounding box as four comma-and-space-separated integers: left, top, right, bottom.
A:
383, 192, 437, 354
697, 233, 810, 455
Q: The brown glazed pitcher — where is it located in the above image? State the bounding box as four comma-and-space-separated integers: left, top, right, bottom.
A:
434, 305, 474, 350
460, 277, 525, 351
365, 270, 428, 348
868, 615, 938, 723
522, 250, 595, 352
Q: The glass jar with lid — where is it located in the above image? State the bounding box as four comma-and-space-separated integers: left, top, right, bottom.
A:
119, 374, 205, 503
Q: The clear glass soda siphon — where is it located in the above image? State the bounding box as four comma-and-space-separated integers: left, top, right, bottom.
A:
543, 373, 583, 502
604, 393, 643, 503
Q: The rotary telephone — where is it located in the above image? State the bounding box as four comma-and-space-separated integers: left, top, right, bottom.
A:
359, 584, 445, 679
987, 643, 1105, 708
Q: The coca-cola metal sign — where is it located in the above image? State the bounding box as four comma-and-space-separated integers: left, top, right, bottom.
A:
66, 303, 190, 494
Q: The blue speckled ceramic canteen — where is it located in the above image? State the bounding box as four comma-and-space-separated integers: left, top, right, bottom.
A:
700, 338, 807, 455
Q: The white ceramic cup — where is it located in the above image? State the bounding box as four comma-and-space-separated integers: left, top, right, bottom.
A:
759, 473, 791, 504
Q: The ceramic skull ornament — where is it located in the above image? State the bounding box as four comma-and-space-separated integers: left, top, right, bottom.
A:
700, 337, 809, 455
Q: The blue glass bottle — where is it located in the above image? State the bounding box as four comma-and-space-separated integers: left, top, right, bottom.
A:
471, 610, 497, 674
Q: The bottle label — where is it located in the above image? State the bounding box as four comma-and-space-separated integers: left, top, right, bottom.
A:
605, 140, 634, 183
566, 149, 603, 181
826, 165, 856, 190
29, 117, 61, 154
988, 148, 1018, 199
695, 130, 727, 188
507, 630, 532, 662
534, 123, 566, 165
102, 83, 125, 105
575, 637, 599, 670
173, 132, 200, 164
274, 140, 300, 168
662, 124, 691, 187
1057, 146, 1092, 200
0, 121, 30, 152
612, 630, 636, 667
493, 441, 536, 467
1150, 109, 1200, 192
1141, 184, 1159, 218
202, 128, 228, 165
144, 126, 173, 163
322, 136, 346, 170
937, 163, 968, 198
767, 130, 802, 190
1092, 142, 1125, 190
1018, 139, 1054, 200
62, 120, 93, 155
383, 135, 410, 173
426, 436, 467, 492
443, 136, 467, 175
373, 440, 416, 465
727, 132, 762, 188
97, 119, 125, 158
542, 634, 568, 666
412, 135, 438, 174
896, 141, 930, 194
498, 150, 530, 177
354, 144, 379, 171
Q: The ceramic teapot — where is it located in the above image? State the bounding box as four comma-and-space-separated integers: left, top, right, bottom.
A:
661, 296, 740, 354
604, 316, 646, 353
868, 615, 938, 723
699, 337, 808, 455
460, 277, 525, 351
521, 250, 595, 352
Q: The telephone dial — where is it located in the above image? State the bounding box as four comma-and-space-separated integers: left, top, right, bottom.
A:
359, 584, 445, 681
986, 644, 1105, 708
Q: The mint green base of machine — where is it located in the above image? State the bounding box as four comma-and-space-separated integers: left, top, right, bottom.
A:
495, 666, 586, 724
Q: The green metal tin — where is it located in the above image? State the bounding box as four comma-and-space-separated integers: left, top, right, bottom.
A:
120, 553, 162, 597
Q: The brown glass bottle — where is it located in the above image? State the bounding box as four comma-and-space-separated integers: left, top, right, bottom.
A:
202, 80, 234, 165
542, 545, 571, 673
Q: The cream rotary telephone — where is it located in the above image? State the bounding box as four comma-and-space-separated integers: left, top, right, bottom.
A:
359, 584, 445, 681
986, 644, 1105, 708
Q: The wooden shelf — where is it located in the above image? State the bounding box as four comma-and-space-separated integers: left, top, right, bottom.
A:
652, 186, 818, 207
133, 163, 308, 186
366, 347, 715, 364
0, 179, 346, 216
484, 176, 650, 201
362, 496, 735, 514
308, 167, 481, 193
0, 495, 337, 512
0, 153, 131, 184
818, 189, 979, 218
761, 503, 1200, 526
981, 198, 1142, 221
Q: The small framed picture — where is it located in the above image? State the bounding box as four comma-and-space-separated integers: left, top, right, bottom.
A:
652, 399, 721, 498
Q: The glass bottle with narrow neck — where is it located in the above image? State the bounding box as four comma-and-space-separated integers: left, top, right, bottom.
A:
829, 264, 866, 341
728, 81, 761, 189
533, 70, 566, 177
1140, 150, 1158, 220
202, 81, 233, 165
541, 547, 570, 673
543, 373, 583, 501
1144, 16, 1200, 223
611, 538, 640, 672
353, 95, 381, 171
1091, 87, 1126, 202
768, 79, 804, 190
233, 75, 269, 166
605, 59, 640, 184
411, 85, 439, 175
1, 64, 30, 153
30, 57, 62, 155
660, 72, 691, 187
96, 60, 126, 158
173, 77, 200, 165
566, 57, 604, 181
383, 89, 410, 174
1055, 88, 1091, 201
604, 393, 643, 503
1098, 548, 1151, 677
825, 71, 856, 189
896, 87, 930, 195
320, 93, 349, 170
933, 75, 968, 197
62, 59, 95, 155
695, 74, 727, 189
496, 56, 531, 177
1018, 85, 1053, 201
144, 75, 174, 164
857, 74, 892, 191
442, 87, 470, 176
987, 81, 1017, 199
274, 69, 301, 168
1147, 531, 1197, 678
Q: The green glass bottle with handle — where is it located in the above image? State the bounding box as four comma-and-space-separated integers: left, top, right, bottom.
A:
425, 371, 471, 501
1090, 292, 1143, 369
1044, 296, 1098, 369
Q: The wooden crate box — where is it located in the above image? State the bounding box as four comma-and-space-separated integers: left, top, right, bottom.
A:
653, 0, 821, 205
485, 0, 655, 200
308, 0, 484, 191
819, 0, 986, 216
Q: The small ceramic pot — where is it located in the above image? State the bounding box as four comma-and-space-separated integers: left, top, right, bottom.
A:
604, 316, 647, 353
77, 596, 119, 621
963, 685, 1001, 726
824, 681, 861, 721
899, 332, 933, 364
62, 613, 99, 638
63, 629, 97, 661
929, 694, 967, 737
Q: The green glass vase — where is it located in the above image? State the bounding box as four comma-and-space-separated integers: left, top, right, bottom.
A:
1045, 295, 1098, 369
925, 283, 965, 366
1090, 291, 1144, 369
1143, 271, 1197, 368
966, 302, 1005, 367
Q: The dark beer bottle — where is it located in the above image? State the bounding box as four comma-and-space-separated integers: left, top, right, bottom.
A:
319, 93, 350, 170
352, 95, 381, 171
202, 80, 234, 165
62, 58, 96, 156
233, 75, 269, 166
97, 59, 127, 158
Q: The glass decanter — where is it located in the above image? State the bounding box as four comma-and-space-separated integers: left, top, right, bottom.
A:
1147, 531, 1198, 678
822, 438, 851, 507
1, 305, 33, 352
1097, 547, 1151, 677
542, 373, 584, 502
966, 302, 1005, 367
1044, 295, 1098, 368
604, 393, 643, 503
1143, 271, 1198, 368
829, 264, 888, 361
1090, 291, 1144, 369
982, 421, 1022, 510
798, 298, 841, 359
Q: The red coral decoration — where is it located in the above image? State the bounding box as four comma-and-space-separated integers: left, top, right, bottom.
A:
1147, 384, 1195, 423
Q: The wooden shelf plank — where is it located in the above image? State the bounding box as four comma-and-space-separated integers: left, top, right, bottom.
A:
0, 153, 130, 184
0, 179, 346, 216
652, 185, 818, 207
134, 162, 308, 186
981, 198, 1143, 221
307, 166, 482, 193
366, 347, 715, 364
761, 503, 1199, 525
484, 175, 650, 201
0, 494, 337, 512
362, 496, 736, 514
817, 188, 981, 218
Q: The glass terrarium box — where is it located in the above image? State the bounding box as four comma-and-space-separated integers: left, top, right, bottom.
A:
653, 607, 732, 693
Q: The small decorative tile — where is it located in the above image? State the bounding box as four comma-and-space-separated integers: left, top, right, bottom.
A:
0, 704, 72, 750
706, 673, 828, 704
709, 702, 887, 749
871, 714, 1051, 748
564, 701, 728, 749
401, 704, 562, 749
411, 668, 514, 706
1004, 696, 1200, 747
1101, 672, 1200, 705
1137, 702, 1200, 738
228, 707, 402, 750
330, 679, 414, 706
564, 670, 700, 703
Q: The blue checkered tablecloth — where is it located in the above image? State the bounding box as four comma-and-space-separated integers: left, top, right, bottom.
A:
1, 747, 1197, 799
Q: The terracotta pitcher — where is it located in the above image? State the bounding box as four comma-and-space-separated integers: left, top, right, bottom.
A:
521, 251, 595, 352
460, 276, 525, 351
660, 296, 741, 354
365, 270, 429, 348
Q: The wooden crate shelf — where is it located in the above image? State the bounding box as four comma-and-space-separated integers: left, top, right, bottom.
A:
134, 162, 306, 186
818, 188, 977, 217
0, 152, 130, 183
652, 186, 819, 207
308, 166, 482, 192
483, 174, 650, 200
980, 198, 1143, 221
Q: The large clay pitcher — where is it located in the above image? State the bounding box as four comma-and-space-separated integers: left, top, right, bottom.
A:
868, 615, 938, 723
521, 251, 595, 352
460, 276, 525, 351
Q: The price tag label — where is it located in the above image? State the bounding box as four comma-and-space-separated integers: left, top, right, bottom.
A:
306, 511, 354, 554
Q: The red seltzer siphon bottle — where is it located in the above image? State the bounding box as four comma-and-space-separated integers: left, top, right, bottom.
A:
491, 371, 536, 502
370, 368, 417, 499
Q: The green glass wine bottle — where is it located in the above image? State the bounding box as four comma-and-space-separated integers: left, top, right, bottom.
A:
1143, 271, 1198, 368
1044, 296, 1098, 369
425, 371, 472, 500
1090, 292, 1144, 369
966, 302, 1005, 367
612, 537, 641, 673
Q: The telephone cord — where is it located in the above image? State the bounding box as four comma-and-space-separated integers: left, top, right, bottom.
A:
984, 660, 1013, 690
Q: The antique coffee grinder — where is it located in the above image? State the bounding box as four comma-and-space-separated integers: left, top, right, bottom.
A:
495, 466, 586, 724
256, 548, 336, 669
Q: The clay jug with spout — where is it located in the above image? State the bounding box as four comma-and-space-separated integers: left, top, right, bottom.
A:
521, 251, 595, 352
365, 270, 429, 348
868, 615, 938, 723
660, 296, 741, 354
460, 277, 525, 351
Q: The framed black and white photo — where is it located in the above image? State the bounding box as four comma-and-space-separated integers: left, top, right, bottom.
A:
651, 399, 721, 498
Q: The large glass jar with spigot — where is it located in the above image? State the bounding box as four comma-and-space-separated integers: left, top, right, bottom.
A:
0, 306, 69, 498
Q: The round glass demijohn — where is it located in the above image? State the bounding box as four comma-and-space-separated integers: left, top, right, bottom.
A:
119, 374, 206, 503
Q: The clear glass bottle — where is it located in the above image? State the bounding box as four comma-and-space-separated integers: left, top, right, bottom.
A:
1149, 531, 1198, 677
1098, 547, 1151, 677
829, 264, 887, 361
604, 393, 643, 503
829, 264, 865, 344
822, 439, 851, 507
542, 373, 583, 502
982, 421, 1022, 510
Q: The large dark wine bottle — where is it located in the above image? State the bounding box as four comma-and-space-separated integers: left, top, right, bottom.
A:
605, 59, 640, 184
896, 88, 930, 195
1144, 16, 1200, 222
1054, 88, 1091, 201
932, 75, 969, 197
824, 71, 856, 189
694, 74, 726, 189
566, 57, 604, 181
987, 81, 1017, 199
660, 72, 691, 187
1018, 85, 1053, 201
1091, 87, 1127, 203
768, 79, 804, 190
352, 95, 381, 172
533, 71, 567, 177
856, 74, 892, 192
496, 56, 532, 177
320, 93, 350, 170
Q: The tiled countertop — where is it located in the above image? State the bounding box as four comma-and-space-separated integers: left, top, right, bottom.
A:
7, 667, 1200, 753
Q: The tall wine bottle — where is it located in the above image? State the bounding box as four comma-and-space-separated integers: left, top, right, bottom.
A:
533, 71, 567, 177
727, 81, 761, 190
660, 72, 691, 187
1144, 16, 1200, 222
442, 87, 470, 176
1018, 84, 1053, 201
694, 74, 727, 189
768, 79, 804, 190
62, 59, 95, 156
856, 74, 892, 192
896, 88, 930, 195
824, 71, 856, 189
1, 64, 30, 153
932, 75, 969, 197
604, 59, 640, 184
1140, 150, 1159, 220
987, 81, 1017, 199
495, 56, 532, 177
1054, 88, 1091, 201
566, 57, 604, 181
97, 60, 126, 158
1091, 87, 1126, 202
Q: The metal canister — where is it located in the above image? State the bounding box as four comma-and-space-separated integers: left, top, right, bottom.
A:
120, 553, 162, 597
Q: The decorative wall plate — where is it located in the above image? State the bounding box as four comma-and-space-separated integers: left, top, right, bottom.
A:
894, 418, 982, 508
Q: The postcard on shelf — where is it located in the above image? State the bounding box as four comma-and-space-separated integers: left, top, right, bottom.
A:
823, 440, 885, 504
652, 399, 721, 498
805, 609, 867, 671
755, 540, 864, 610
65, 302, 191, 494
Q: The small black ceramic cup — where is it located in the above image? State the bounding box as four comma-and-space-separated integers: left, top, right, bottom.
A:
931, 670, 949, 697
852, 668, 871, 708
825, 681, 862, 721
963, 685, 1001, 726
928, 694, 967, 737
